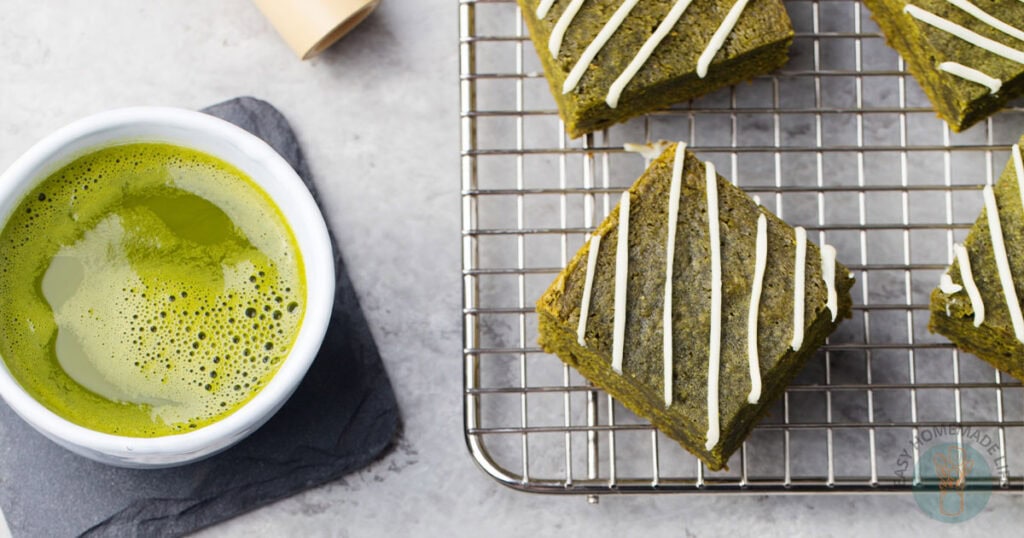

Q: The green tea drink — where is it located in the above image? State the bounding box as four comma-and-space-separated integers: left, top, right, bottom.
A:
0, 143, 306, 437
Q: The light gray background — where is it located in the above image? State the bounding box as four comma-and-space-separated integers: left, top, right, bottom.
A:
0, 1, 1020, 536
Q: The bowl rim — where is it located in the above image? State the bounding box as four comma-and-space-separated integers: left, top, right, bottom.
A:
0, 106, 335, 459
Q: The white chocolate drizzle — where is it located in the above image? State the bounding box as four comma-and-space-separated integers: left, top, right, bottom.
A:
607, 0, 695, 108
568, 141, 848, 450
953, 243, 985, 327
553, 0, 750, 99
746, 212, 767, 405
663, 142, 686, 407
944, 0, 1024, 43
790, 226, 807, 351
903, 1, 1024, 93
821, 245, 839, 322
939, 273, 964, 295
705, 161, 722, 451
623, 140, 674, 163
938, 62, 1002, 94
536, 0, 557, 19
577, 234, 602, 346
549, 0, 585, 57
982, 184, 1024, 342
562, 0, 640, 94
903, 5, 1024, 66
697, 0, 752, 78
611, 190, 631, 373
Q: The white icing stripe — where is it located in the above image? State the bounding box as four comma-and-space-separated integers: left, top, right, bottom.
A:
611, 190, 631, 373
939, 62, 1002, 94
982, 185, 1024, 342
953, 244, 985, 327
548, 0, 585, 57
663, 142, 686, 407
705, 161, 722, 451
944, 0, 1024, 43
904, 5, 1024, 65
697, 0, 751, 78
606, 0, 695, 108
577, 234, 602, 346
623, 140, 674, 163
1014, 144, 1024, 211
790, 226, 807, 351
821, 244, 838, 322
562, 0, 641, 94
746, 213, 767, 405
536, 0, 557, 19
939, 273, 964, 295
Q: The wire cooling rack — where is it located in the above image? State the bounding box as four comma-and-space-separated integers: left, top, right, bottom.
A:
461, 0, 1024, 497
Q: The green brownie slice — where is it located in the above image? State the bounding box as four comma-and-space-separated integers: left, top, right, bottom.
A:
863, 0, 1024, 132
536, 143, 854, 470
930, 135, 1024, 381
518, 0, 793, 138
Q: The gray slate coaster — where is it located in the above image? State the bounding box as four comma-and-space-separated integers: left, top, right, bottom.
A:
0, 97, 401, 538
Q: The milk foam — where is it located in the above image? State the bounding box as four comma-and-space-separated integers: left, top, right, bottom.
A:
0, 144, 305, 436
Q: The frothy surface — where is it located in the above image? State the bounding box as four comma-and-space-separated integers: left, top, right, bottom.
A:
0, 143, 305, 437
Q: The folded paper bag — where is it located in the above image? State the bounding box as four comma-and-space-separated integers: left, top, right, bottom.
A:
252, 0, 380, 59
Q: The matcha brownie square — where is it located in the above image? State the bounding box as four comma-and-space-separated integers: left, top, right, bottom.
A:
517, 0, 794, 138
930, 135, 1024, 381
863, 0, 1024, 131
536, 143, 854, 470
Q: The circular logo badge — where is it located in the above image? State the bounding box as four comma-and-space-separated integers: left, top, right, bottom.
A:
912, 442, 993, 523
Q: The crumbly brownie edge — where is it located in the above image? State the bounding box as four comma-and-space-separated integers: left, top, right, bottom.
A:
538, 273, 854, 471
567, 34, 793, 138
929, 135, 1024, 381
930, 294, 1024, 381
516, 0, 794, 138
861, 0, 1024, 132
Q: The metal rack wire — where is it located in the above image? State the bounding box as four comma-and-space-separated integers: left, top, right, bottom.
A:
461, 0, 1024, 497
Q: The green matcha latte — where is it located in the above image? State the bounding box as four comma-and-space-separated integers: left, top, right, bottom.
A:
0, 143, 306, 437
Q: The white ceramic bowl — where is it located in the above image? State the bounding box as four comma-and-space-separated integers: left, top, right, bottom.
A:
0, 107, 335, 468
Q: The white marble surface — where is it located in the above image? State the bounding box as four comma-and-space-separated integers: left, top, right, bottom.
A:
0, 1, 1021, 536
